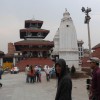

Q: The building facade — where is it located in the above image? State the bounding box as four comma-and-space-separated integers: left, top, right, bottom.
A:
81, 43, 100, 67
13, 19, 54, 66
78, 40, 84, 59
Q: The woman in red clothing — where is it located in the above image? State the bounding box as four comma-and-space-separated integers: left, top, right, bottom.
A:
28, 65, 35, 83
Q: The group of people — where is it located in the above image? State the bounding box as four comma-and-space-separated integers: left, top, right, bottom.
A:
25, 65, 41, 83
25, 64, 55, 83
24, 58, 100, 100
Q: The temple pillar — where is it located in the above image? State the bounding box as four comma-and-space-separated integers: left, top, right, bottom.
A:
38, 52, 43, 57
13, 57, 16, 66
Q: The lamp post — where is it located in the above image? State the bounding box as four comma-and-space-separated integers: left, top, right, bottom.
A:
81, 7, 92, 58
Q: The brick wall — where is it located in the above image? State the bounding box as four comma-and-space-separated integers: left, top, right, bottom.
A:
81, 47, 100, 67
8, 43, 15, 55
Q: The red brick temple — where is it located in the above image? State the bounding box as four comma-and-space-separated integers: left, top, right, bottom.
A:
14, 19, 54, 70
15, 20, 54, 58
1, 19, 54, 71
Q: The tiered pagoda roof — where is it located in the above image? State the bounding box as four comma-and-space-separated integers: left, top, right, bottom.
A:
14, 40, 54, 46
20, 29, 49, 33
25, 20, 43, 29
0, 51, 4, 57
14, 18, 54, 56
0, 51, 4, 54
20, 19, 50, 39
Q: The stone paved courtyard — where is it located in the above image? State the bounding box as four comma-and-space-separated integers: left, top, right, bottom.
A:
0, 72, 89, 100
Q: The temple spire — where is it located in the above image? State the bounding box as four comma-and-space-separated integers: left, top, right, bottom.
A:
32, 16, 35, 20
53, 9, 79, 69
63, 8, 70, 17
65, 8, 67, 11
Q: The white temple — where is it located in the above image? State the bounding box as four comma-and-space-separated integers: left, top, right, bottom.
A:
53, 9, 79, 69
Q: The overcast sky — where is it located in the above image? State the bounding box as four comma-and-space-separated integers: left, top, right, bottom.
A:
0, 0, 100, 53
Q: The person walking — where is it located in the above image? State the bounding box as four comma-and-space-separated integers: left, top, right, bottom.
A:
35, 65, 40, 82
28, 65, 35, 83
55, 58, 72, 100
25, 65, 30, 83
44, 65, 50, 81
34, 65, 38, 82
38, 65, 42, 82
88, 57, 100, 100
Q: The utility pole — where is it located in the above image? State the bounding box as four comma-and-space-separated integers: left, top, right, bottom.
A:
81, 7, 92, 58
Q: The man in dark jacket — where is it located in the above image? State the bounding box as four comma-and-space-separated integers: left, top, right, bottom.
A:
89, 57, 100, 100
55, 58, 72, 100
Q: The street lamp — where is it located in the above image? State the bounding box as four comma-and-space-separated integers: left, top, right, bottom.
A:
81, 7, 92, 58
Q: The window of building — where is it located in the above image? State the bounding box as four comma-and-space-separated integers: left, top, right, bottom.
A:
37, 32, 42, 37
66, 25, 69, 27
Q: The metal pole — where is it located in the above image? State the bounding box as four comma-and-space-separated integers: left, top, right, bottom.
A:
81, 7, 92, 58
87, 22, 92, 58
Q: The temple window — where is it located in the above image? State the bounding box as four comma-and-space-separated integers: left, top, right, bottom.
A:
29, 45, 32, 48
66, 25, 69, 27
37, 32, 42, 37
26, 32, 32, 37
28, 33, 32, 36
38, 45, 42, 48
